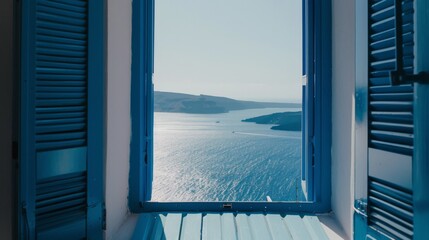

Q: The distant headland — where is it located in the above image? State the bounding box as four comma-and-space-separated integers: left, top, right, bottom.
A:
242, 111, 301, 131
154, 91, 301, 114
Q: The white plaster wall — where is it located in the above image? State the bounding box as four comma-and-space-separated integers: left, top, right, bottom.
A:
331, 0, 356, 238
105, 0, 133, 239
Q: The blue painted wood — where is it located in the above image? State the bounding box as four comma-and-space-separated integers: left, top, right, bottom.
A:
20, 0, 105, 238
303, 0, 315, 203
19, 2, 37, 238
180, 213, 202, 240
202, 214, 222, 240
354, 209, 368, 240
301, 0, 332, 208
36, 147, 87, 180
137, 201, 328, 213
303, 215, 329, 240
313, 0, 332, 208
221, 213, 237, 240
36, 219, 86, 240
413, 1, 429, 239
235, 214, 253, 240
129, 0, 331, 214
356, 0, 417, 239
129, 0, 146, 211
85, 0, 105, 238
301, 0, 307, 190
284, 215, 312, 240
129, 0, 155, 211
368, 0, 415, 156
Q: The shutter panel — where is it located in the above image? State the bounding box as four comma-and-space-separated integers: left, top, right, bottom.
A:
35, 0, 89, 237
366, 0, 414, 239
20, 0, 103, 239
368, 0, 415, 156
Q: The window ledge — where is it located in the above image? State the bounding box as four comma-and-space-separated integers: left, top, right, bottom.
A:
113, 211, 348, 239
110, 214, 140, 240
318, 213, 349, 240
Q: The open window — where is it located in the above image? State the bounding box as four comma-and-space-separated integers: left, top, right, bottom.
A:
152, 1, 303, 203
130, 0, 331, 212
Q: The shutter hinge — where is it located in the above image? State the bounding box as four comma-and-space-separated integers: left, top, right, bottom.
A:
302, 75, 308, 86
102, 202, 106, 230
354, 199, 368, 218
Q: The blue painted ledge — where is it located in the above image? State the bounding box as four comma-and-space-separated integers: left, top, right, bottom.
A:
132, 212, 329, 240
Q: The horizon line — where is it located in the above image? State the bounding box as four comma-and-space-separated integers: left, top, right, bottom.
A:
154, 90, 302, 104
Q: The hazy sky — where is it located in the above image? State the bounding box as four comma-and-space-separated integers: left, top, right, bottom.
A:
154, 0, 302, 102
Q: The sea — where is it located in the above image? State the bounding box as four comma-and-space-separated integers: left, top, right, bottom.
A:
151, 108, 306, 202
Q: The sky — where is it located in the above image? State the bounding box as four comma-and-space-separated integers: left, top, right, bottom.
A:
154, 0, 302, 103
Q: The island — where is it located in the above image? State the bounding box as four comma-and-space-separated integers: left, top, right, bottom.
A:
154, 91, 301, 114
242, 111, 301, 131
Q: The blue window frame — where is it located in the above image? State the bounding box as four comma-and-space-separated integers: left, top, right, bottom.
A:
130, 0, 331, 213
129, 0, 155, 210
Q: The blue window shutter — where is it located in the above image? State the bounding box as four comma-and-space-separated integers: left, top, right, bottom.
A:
129, 0, 155, 211
19, 0, 104, 239
413, 0, 429, 238
356, 0, 416, 239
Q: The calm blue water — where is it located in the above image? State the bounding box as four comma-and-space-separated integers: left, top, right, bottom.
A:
152, 108, 305, 202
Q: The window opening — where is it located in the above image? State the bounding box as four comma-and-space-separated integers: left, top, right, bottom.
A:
152, 0, 304, 202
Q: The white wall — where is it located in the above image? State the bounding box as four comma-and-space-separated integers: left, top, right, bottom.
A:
331, 0, 355, 238
105, 0, 133, 239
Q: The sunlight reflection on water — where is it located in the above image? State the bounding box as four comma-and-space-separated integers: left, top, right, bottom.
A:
152, 108, 305, 202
